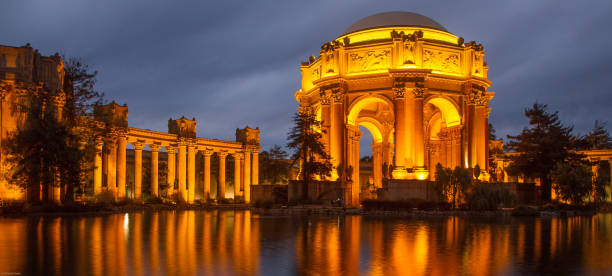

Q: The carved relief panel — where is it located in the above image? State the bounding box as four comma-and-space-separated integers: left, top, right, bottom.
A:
347, 49, 391, 73
422, 49, 461, 74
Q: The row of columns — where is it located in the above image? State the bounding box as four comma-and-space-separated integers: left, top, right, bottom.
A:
92, 137, 259, 203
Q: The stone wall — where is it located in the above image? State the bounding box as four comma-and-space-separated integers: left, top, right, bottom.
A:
377, 179, 439, 201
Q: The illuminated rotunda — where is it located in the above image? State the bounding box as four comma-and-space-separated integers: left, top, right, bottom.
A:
295, 12, 494, 205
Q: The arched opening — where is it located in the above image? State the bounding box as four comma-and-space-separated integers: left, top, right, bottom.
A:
424, 96, 462, 179
347, 95, 394, 200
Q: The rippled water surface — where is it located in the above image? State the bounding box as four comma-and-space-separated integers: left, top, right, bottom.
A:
1, 210, 612, 275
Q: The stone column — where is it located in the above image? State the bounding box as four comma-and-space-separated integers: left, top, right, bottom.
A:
413, 88, 426, 170
468, 101, 478, 168
203, 149, 213, 201
133, 142, 144, 200
243, 151, 251, 203
371, 143, 383, 189
252, 150, 259, 185
166, 146, 176, 197
234, 153, 242, 199
392, 85, 409, 179
107, 138, 117, 198
218, 152, 228, 200
347, 126, 362, 206
178, 142, 187, 202
187, 144, 196, 203
330, 90, 344, 180
150, 143, 161, 198
93, 138, 103, 196
117, 135, 127, 199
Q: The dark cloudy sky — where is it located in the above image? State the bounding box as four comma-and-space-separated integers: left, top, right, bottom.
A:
2, 0, 611, 155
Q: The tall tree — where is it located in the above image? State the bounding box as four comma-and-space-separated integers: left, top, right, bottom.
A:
577, 120, 612, 150
506, 103, 583, 202
287, 112, 332, 201
552, 159, 593, 205
4, 56, 104, 203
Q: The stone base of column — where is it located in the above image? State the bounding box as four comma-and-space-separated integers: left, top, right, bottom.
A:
413, 167, 429, 180
391, 167, 409, 180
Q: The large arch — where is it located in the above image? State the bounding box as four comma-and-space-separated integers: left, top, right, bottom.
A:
425, 96, 461, 127
347, 94, 394, 125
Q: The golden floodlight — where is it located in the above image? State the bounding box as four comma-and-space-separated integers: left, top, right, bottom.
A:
294, 11, 494, 206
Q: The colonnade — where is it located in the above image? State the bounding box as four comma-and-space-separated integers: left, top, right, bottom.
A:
91, 133, 259, 203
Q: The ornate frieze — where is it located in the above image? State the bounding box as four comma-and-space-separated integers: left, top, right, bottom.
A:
422, 49, 460, 74
348, 49, 391, 73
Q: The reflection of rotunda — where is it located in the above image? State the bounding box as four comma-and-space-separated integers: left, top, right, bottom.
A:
295, 12, 493, 206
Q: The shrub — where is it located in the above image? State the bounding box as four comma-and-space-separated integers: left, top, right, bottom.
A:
95, 190, 116, 204
465, 184, 516, 210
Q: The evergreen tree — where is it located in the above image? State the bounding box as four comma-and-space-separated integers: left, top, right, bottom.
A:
506, 103, 583, 202
287, 112, 332, 201
578, 120, 612, 150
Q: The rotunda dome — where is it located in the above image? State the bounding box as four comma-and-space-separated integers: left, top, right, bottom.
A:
342, 11, 448, 35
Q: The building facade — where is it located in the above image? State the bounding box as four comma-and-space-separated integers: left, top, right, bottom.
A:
0, 44, 260, 203
295, 12, 493, 205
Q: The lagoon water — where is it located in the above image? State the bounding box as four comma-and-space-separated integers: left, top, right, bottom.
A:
1, 210, 611, 275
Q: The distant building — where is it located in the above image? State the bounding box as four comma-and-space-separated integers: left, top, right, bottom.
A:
0, 44, 260, 203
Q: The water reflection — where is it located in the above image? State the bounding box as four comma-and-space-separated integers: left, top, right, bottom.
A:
0, 212, 612, 275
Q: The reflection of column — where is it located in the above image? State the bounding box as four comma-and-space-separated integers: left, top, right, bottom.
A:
187, 144, 196, 203
107, 138, 117, 198
243, 151, 251, 203
252, 150, 259, 185
117, 135, 127, 198
234, 153, 242, 198
203, 149, 213, 201
166, 146, 176, 197
150, 144, 161, 198
133, 142, 144, 199
218, 152, 228, 200
392, 86, 409, 179
93, 139, 103, 196
178, 142, 187, 202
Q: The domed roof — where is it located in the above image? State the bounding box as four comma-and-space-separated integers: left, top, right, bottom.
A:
342, 11, 448, 35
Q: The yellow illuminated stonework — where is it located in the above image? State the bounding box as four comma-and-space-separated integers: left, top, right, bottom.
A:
0, 44, 260, 203
295, 12, 494, 206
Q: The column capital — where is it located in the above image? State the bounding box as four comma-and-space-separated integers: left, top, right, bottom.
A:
202, 149, 214, 157
217, 151, 229, 158
234, 152, 244, 160
133, 141, 145, 150
412, 87, 426, 98
393, 86, 405, 99
149, 143, 162, 152
319, 90, 331, 105
165, 145, 177, 152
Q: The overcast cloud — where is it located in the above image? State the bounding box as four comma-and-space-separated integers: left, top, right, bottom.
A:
2, 0, 611, 156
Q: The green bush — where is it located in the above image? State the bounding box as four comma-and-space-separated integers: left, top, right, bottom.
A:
95, 190, 116, 204
465, 184, 516, 210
